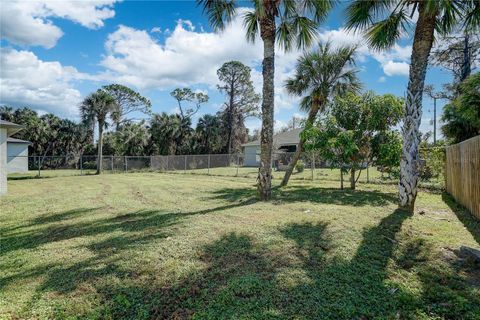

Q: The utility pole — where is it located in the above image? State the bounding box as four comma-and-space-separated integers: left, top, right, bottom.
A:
433, 97, 437, 145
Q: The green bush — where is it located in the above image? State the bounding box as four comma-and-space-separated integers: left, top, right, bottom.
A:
295, 160, 305, 173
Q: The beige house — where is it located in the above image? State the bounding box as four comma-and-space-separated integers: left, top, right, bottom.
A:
0, 120, 24, 195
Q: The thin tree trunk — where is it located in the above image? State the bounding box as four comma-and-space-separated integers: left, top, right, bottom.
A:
399, 3, 436, 212
340, 167, 344, 190
281, 104, 320, 187
350, 167, 356, 190
97, 123, 104, 174
257, 14, 276, 201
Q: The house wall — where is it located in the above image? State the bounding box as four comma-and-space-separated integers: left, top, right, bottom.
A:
0, 128, 7, 195
243, 145, 260, 167
7, 143, 28, 173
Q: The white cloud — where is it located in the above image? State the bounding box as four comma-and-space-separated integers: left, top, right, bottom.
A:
150, 27, 162, 33
317, 27, 412, 78
0, 0, 117, 48
0, 48, 90, 117
378, 76, 386, 83
383, 61, 410, 76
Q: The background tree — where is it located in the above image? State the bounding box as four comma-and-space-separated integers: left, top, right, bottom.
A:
150, 112, 192, 155
442, 72, 480, 143
80, 90, 118, 174
346, 0, 480, 212
303, 92, 403, 190
217, 61, 260, 154
102, 84, 152, 129
198, 0, 336, 200
195, 114, 223, 154
280, 42, 361, 187
170, 88, 209, 121
371, 131, 403, 178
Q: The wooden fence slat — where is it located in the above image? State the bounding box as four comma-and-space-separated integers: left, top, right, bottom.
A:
445, 135, 480, 220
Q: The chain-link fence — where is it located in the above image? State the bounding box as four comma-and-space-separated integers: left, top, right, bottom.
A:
6, 148, 445, 188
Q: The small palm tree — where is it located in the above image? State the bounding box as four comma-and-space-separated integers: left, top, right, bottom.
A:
198, 0, 336, 200
80, 90, 118, 174
346, 0, 480, 212
280, 42, 361, 186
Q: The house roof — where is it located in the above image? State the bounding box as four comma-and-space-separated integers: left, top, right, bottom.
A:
242, 128, 303, 147
0, 119, 24, 136
7, 137, 31, 144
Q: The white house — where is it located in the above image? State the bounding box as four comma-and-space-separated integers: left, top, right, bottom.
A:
242, 128, 302, 167
7, 137, 30, 173
0, 120, 24, 195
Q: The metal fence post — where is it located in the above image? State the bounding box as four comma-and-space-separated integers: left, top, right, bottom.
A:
80, 155, 83, 175
38, 156, 41, 177
166, 155, 169, 172
124, 156, 127, 173
184, 155, 187, 173
208, 154, 210, 175
111, 156, 114, 173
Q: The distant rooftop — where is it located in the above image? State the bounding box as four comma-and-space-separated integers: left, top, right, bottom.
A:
242, 128, 303, 147
7, 137, 30, 144
0, 119, 24, 136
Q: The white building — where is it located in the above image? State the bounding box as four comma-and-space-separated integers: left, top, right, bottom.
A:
0, 120, 24, 195
7, 137, 30, 173
242, 128, 302, 167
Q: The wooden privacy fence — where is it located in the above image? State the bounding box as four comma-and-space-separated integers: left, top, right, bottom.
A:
445, 135, 480, 220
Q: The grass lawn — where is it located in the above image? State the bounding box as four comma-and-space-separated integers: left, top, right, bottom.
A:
1, 172, 478, 319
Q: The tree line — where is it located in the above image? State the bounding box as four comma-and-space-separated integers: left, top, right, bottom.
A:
0, 61, 260, 173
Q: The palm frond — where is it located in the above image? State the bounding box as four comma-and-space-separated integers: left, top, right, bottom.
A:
345, 0, 395, 30
243, 10, 260, 43
197, 0, 237, 31
365, 10, 408, 50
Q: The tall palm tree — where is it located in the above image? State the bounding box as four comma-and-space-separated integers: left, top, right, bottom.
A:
280, 42, 361, 186
346, 0, 480, 212
80, 90, 118, 174
196, 114, 222, 154
198, 0, 335, 200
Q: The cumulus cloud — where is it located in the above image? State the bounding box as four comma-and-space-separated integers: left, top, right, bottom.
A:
0, 0, 117, 48
383, 61, 410, 76
0, 48, 91, 117
317, 27, 412, 78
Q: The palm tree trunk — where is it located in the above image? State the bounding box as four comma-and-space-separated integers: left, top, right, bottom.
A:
399, 2, 436, 212
281, 105, 319, 187
257, 14, 276, 201
97, 123, 104, 174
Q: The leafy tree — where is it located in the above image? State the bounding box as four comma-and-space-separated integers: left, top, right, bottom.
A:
217, 61, 260, 154
303, 92, 403, 190
102, 84, 152, 128
79, 90, 118, 174
198, 0, 336, 200
442, 72, 480, 143
280, 42, 361, 187
346, 0, 480, 212
371, 131, 403, 177
195, 114, 223, 154
104, 121, 151, 156
170, 88, 209, 121
150, 112, 192, 155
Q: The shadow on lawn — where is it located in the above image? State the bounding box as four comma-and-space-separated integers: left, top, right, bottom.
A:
210, 185, 397, 207
442, 192, 480, 245
5, 203, 480, 319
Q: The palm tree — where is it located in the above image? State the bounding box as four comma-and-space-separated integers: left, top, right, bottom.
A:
196, 114, 222, 154
346, 0, 480, 212
280, 42, 361, 186
80, 90, 118, 174
198, 0, 335, 200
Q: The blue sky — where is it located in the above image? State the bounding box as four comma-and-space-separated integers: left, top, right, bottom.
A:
0, 0, 452, 136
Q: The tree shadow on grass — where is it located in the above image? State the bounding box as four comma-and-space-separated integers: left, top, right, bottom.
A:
442, 192, 480, 245
8, 205, 480, 319
209, 185, 397, 207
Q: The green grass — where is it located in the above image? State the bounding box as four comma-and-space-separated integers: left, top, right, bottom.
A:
1, 171, 478, 319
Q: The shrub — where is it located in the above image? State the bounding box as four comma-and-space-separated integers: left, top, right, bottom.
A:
295, 160, 305, 173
